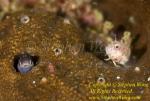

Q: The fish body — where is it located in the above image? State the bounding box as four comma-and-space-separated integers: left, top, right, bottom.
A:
17, 54, 34, 73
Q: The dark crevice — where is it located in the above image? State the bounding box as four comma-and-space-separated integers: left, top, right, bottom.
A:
13, 53, 39, 72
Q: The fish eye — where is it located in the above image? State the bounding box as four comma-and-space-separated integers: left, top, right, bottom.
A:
115, 44, 119, 48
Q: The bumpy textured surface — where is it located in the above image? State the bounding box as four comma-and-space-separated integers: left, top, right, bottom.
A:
0, 9, 149, 101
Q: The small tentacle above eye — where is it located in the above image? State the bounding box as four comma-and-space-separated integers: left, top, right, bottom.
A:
121, 31, 132, 46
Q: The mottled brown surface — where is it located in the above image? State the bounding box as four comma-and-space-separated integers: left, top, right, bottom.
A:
0, 9, 103, 101
0, 1, 150, 100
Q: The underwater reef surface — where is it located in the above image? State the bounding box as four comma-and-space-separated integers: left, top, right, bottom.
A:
0, 9, 149, 101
